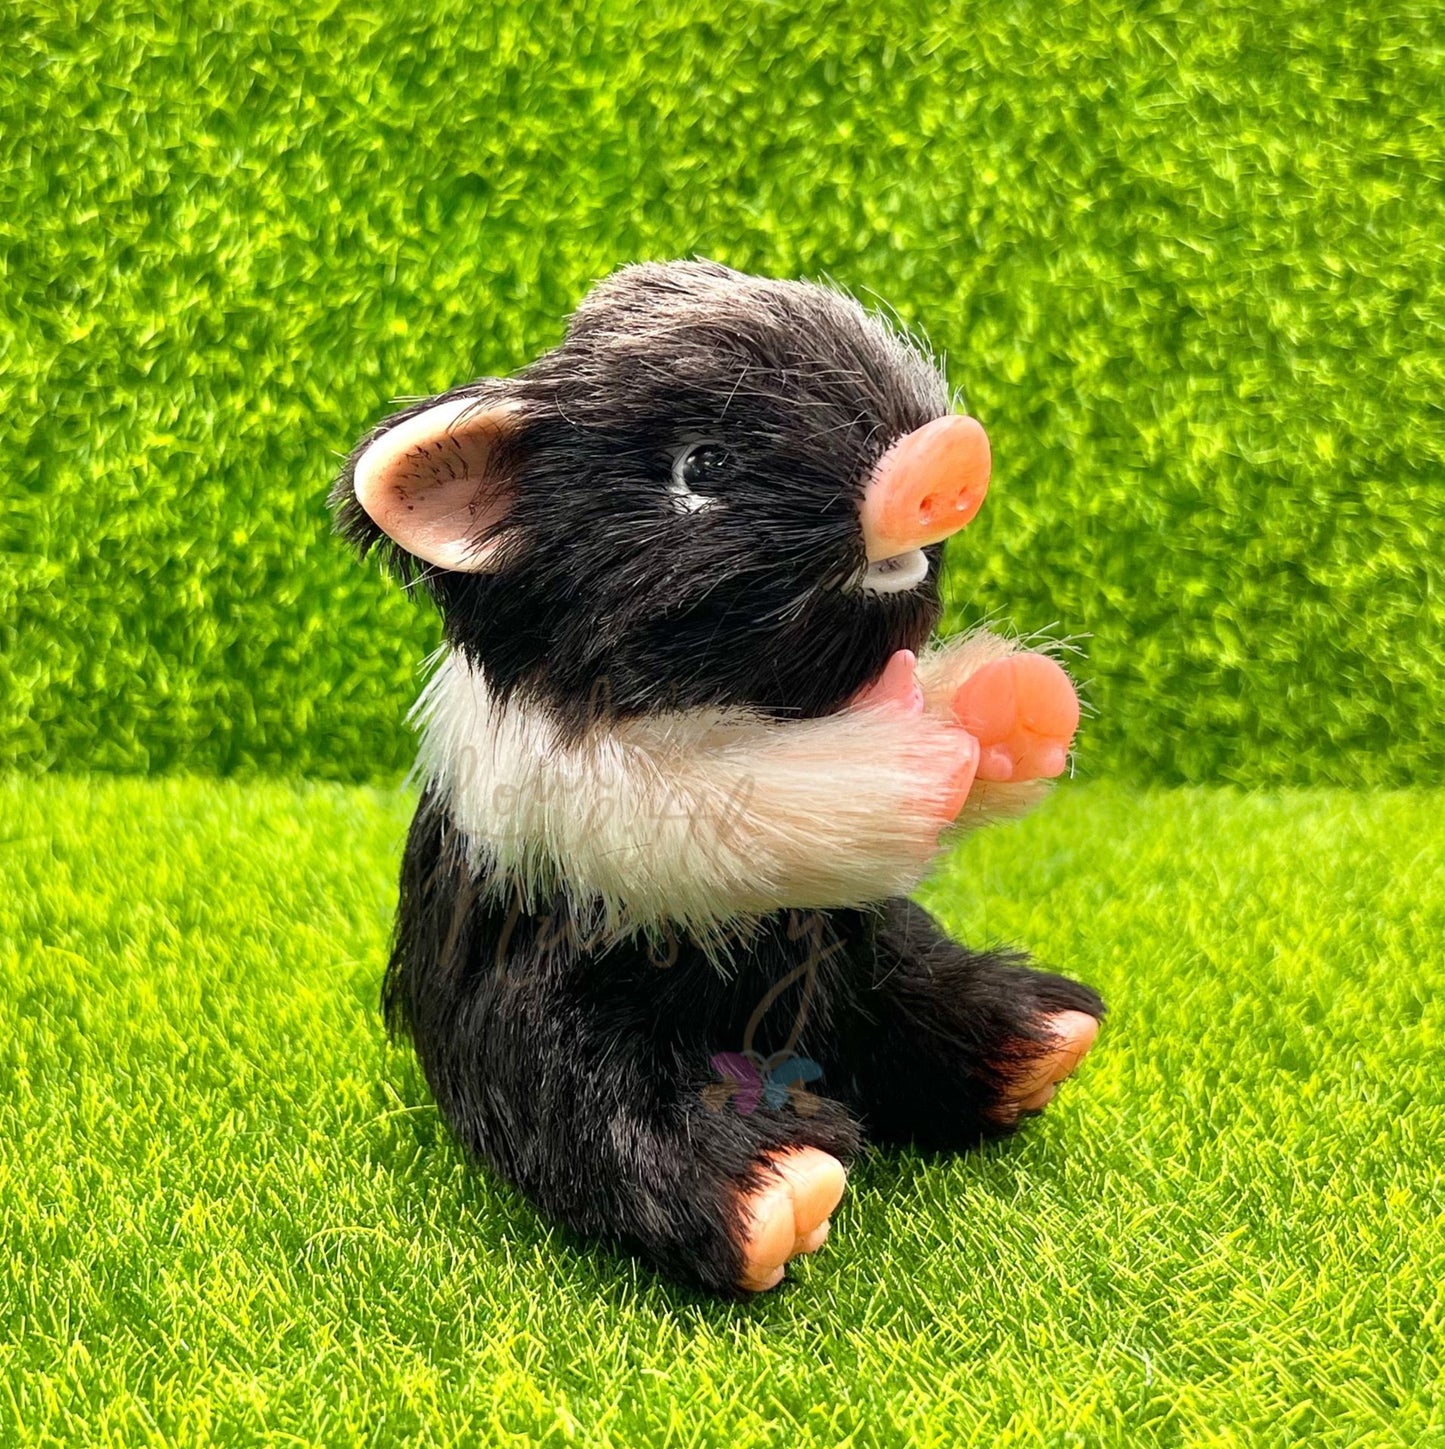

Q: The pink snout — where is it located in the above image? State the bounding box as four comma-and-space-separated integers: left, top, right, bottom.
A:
858, 415, 991, 561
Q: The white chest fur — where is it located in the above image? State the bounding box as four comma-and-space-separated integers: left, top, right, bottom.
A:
411, 650, 1012, 943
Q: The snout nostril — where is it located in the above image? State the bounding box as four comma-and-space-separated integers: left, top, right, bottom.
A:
918, 493, 938, 523
954, 490, 973, 512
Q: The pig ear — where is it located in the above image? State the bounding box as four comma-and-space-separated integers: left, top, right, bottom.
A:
351, 396, 522, 572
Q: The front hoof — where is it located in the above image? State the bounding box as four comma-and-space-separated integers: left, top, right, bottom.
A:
950, 652, 1080, 782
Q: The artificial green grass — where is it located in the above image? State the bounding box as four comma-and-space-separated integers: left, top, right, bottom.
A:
3, 1, 1443, 785
3, 776, 1440, 1445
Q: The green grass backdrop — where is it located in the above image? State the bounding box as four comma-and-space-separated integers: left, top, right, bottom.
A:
3, 0, 1442, 784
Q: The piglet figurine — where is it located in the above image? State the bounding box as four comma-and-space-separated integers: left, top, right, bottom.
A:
332, 260, 1103, 1295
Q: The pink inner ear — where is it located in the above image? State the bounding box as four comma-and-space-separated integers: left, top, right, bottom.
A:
352, 397, 519, 572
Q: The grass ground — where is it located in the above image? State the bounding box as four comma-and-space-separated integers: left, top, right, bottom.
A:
2, 776, 1440, 1445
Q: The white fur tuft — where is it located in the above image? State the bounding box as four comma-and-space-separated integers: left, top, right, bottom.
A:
412, 647, 1043, 946
413, 630, 1052, 947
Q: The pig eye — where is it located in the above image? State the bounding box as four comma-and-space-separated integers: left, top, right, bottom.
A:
668, 442, 727, 514
678, 442, 729, 486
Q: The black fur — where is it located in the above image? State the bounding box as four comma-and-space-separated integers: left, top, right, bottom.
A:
333, 259, 1105, 1294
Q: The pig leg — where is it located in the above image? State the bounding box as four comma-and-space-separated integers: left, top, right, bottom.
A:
457, 986, 859, 1294
873, 638, 1081, 797
827, 898, 1104, 1147
401, 950, 862, 1294
388, 802, 861, 1295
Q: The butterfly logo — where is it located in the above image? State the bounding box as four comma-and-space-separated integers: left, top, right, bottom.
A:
702, 1051, 823, 1116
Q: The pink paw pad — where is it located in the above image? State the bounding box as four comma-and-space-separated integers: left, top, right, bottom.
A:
735, 1148, 847, 1292
851, 648, 925, 716
991, 1010, 1100, 1123
949, 652, 1080, 783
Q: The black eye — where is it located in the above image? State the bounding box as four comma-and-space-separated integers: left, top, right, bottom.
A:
668, 442, 729, 515
679, 443, 729, 488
